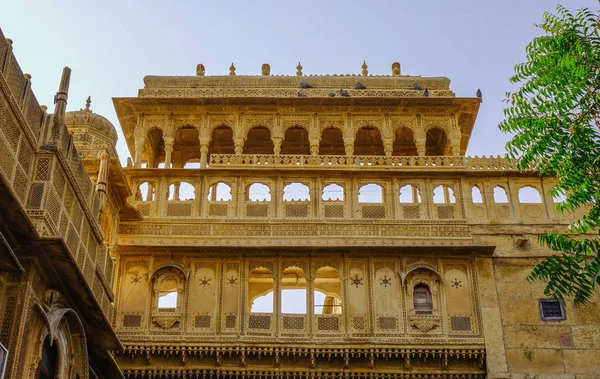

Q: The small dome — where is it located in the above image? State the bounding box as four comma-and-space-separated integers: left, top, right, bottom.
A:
65, 97, 118, 152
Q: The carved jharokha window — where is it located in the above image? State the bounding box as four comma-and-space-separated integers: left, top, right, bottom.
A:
153, 268, 185, 311
413, 283, 433, 313
35, 336, 57, 379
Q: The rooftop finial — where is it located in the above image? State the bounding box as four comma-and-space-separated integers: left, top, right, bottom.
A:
84, 96, 92, 112
361, 61, 368, 76
229, 63, 236, 76
262, 63, 270, 76
196, 63, 205, 76
392, 62, 401, 77
296, 62, 303, 77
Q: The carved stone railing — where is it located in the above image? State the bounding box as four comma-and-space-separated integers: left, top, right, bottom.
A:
0, 31, 114, 319
209, 154, 469, 169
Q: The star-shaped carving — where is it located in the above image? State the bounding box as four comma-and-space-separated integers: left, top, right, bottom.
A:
130, 274, 141, 285
199, 277, 211, 287
351, 274, 363, 288
380, 275, 392, 287
227, 276, 237, 286
451, 278, 462, 288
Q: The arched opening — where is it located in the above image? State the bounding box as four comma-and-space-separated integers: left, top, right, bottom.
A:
354, 126, 384, 156
135, 182, 154, 201
425, 128, 448, 156
413, 283, 433, 313
283, 183, 310, 201
393, 127, 417, 156
319, 127, 345, 155
472, 186, 483, 203
358, 183, 383, 203
314, 266, 342, 315
248, 267, 274, 313
207, 182, 232, 201
518, 186, 543, 203
283, 183, 310, 217
399, 184, 421, 203
246, 183, 271, 217
322, 183, 344, 201
493, 186, 509, 203
281, 126, 310, 155
174, 126, 200, 167
209, 125, 235, 155
157, 276, 178, 309
168, 182, 195, 201
433, 185, 456, 204
143, 128, 164, 168
281, 266, 307, 314
35, 335, 58, 379
243, 126, 274, 154
247, 183, 271, 202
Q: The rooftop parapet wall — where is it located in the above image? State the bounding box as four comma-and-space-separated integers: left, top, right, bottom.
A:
0, 31, 116, 322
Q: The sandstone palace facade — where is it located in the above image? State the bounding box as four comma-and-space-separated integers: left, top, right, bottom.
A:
0, 28, 599, 378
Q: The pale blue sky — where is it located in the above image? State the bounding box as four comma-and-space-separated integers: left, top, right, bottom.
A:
1, 0, 597, 164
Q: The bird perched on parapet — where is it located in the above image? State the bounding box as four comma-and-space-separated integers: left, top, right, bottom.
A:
300, 82, 313, 89
328, 92, 336, 97
476, 89, 482, 98
423, 88, 429, 97
297, 92, 307, 97
340, 89, 351, 97
414, 83, 423, 90
355, 82, 366, 89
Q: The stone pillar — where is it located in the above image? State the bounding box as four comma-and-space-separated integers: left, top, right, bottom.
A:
343, 138, 354, 156
234, 139, 244, 155
309, 141, 319, 156
272, 137, 283, 155
174, 182, 181, 201
450, 139, 461, 156
415, 138, 426, 156
163, 136, 174, 169
383, 139, 394, 157
200, 142, 209, 168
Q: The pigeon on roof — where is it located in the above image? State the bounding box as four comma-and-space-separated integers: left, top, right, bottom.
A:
414, 83, 423, 90
340, 89, 351, 97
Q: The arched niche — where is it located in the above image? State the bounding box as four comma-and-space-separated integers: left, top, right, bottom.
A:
281, 126, 310, 155
174, 125, 200, 166
243, 126, 274, 154
314, 266, 342, 315
404, 267, 443, 318
518, 185, 543, 203
209, 125, 235, 155
393, 127, 417, 156
151, 265, 187, 311
281, 266, 308, 314
425, 128, 448, 156
248, 267, 274, 313
354, 126, 384, 156
143, 127, 164, 168
319, 127, 345, 155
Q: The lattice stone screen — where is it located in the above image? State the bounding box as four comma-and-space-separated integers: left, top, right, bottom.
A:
378, 316, 398, 330
194, 315, 211, 329
401, 204, 421, 219
316, 315, 341, 333
123, 314, 143, 328
246, 202, 269, 217
282, 315, 306, 331
284, 202, 309, 217
436, 204, 455, 219
248, 314, 272, 331
323, 203, 345, 218
166, 202, 193, 217
450, 316, 472, 331
361, 204, 386, 219
208, 202, 229, 217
